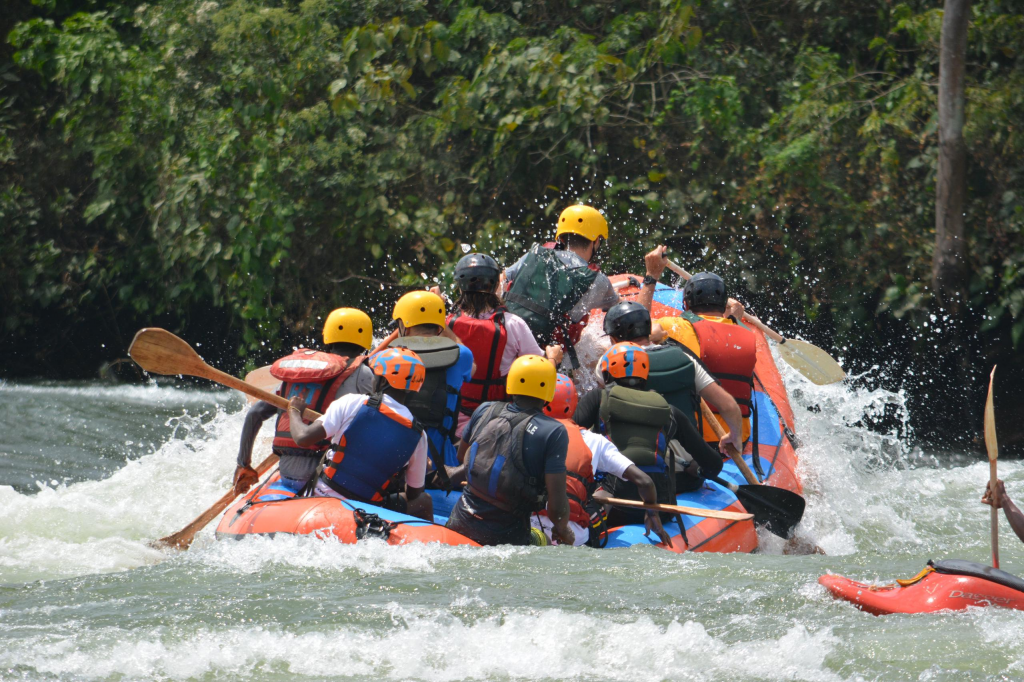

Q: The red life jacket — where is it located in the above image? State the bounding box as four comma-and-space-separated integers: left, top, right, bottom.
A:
270, 349, 366, 457
690, 319, 756, 417
538, 419, 593, 527
448, 309, 509, 416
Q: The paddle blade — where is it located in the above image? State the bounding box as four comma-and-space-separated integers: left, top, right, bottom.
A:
243, 365, 279, 404
985, 366, 998, 462
735, 485, 805, 538
129, 328, 207, 378
778, 338, 846, 385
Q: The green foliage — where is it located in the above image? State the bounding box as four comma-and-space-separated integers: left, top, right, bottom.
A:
2, 0, 1023, 377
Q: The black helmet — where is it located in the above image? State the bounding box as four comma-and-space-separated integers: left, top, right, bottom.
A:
454, 253, 500, 292
683, 272, 727, 310
603, 301, 652, 340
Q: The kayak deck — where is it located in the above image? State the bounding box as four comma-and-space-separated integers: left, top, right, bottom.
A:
820, 560, 1024, 615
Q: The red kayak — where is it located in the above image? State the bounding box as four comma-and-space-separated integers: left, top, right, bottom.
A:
819, 559, 1024, 615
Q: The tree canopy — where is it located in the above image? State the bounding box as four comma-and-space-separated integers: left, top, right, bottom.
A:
2, 0, 1022, 442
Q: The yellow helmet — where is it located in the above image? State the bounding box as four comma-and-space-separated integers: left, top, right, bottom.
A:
323, 308, 373, 349
506, 355, 556, 403
555, 204, 608, 242
393, 290, 447, 328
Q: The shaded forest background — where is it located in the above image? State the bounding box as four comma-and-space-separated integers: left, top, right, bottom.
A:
1, 0, 1022, 447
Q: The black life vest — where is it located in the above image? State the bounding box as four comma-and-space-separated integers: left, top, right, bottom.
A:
270, 349, 365, 458
465, 402, 547, 514
390, 336, 462, 469
448, 309, 508, 416
645, 344, 699, 428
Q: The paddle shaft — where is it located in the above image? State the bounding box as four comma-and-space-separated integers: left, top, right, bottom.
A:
603, 497, 752, 522
154, 453, 279, 550
699, 399, 760, 486
200, 363, 323, 422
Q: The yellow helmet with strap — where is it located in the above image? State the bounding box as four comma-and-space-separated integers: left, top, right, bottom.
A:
506, 355, 556, 403
323, 308, 372, 349
555, 204, 608, 242
393, 290, 447, 328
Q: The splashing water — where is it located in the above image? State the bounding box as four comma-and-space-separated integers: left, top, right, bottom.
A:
0, 372, 1022, 680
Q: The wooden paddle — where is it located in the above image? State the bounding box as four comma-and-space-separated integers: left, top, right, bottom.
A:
984, 365, 999, 569
154, 453, 279, 550
663, 260, 846, 385
700, 399, 806, 538
603, 497, 753, 522
129, 328, 326, 549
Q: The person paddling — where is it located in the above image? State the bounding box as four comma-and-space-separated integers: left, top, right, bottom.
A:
532, 374, 673, 547
648, 264, 758, 451
983, 479, 1024, 544
446, 356, 574, 546
380, 291, 474, 474
574, 343, 724, 527
446, 253, 563, 438
233, 308, 376, 500
603, 298, 745, 474
287, 348, 434, 521
502, 204, 621, 367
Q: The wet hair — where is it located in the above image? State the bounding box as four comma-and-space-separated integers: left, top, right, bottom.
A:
405, 323, 443, 335
607, 374, 647, 390
689, 304, 726, 315
558, 233, 599, 250
325, 342, 367, 357
512, 395, 547, 411
454, 291, 503, 317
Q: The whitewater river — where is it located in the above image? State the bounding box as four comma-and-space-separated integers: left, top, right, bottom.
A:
1, 360, 1022, 681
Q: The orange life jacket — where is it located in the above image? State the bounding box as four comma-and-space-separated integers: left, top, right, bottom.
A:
690, 317, 756, 417
538, 419, 593, 527
448, 309, 509, 416
270, 349, 366, 457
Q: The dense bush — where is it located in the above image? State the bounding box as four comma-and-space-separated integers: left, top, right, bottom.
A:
2, 0, 1022, 441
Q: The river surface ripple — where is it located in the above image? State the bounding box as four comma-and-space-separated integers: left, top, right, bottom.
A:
1, 368, 1022, 681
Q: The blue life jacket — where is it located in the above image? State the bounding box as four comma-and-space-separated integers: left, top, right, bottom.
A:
319, 395, 424, 502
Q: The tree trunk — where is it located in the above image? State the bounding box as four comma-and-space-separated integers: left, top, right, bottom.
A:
932, 0, 971, 311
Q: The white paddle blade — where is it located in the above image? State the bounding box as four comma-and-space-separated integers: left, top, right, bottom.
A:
985, 366, 998, 462
778, 338, 846, 385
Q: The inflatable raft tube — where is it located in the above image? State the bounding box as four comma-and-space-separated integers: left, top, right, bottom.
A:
819, 559, 1024, 615
215, 473, 479, 547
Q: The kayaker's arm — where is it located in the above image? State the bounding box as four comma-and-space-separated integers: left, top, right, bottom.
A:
621, 464, 673, 547
545, 472, 575, 545
984, 480, 1024, 544
287, 397, 327, 446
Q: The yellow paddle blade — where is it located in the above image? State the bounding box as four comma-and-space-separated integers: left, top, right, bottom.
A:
243, 365, 278, 404
777, 338, 846, 385
985, 366, 998, 462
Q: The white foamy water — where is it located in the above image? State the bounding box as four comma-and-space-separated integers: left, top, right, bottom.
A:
1, 371, 1023, 681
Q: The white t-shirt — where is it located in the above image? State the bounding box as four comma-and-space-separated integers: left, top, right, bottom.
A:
579, 428, 633, 479
315, 393, 428, 488
594, 342, 715, 392
531, 426, 635, 547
